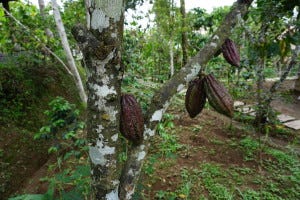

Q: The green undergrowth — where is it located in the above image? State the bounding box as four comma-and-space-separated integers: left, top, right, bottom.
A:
137, 94, 300, 200
0, 58, 85, 199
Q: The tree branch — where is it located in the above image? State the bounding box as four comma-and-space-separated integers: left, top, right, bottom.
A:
72, 24, 102, 58
119, 0, 254, 199
2, 7, 73, 76
266, 45, 300, 105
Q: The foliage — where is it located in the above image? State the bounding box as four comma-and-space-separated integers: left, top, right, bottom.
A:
34, 97, 86, 156
1, 0, 300, 199
0, 56, 45, 124
0, 1, 58, 54
9, 164, 91, 200
157, 113, 183, 157
126, 0, 145, 11
10, 97, 89, 199
239, 137, 260, 161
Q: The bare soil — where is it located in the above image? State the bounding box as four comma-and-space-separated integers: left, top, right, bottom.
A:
1, 79, 300, 199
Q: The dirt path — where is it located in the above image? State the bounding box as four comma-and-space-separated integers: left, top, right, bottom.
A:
266, 79, 300, 119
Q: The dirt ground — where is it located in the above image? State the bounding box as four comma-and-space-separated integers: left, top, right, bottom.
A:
2, 79, 300, 199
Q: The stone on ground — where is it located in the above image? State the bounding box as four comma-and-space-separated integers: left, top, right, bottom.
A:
234, 101, 245, 108
284, 120, 300, 130
277, 114, 296, 123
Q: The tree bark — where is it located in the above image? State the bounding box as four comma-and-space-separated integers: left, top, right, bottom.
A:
180, 0, 188, 66
51, 0, 87, 103
72, 0, 125, 199
73, 0, 253, 199
119, 1, 254, 199
84, 0, 91, 29
295, 55, 300, 92
38, 0, 54, 38
295, 71, 300, 92
169, 40, 174, 77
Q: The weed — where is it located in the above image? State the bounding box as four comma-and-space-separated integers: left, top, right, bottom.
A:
265, 148, 296, 169
239, 137, 259, 161
34, 97, 86, 158
157, 114, 183, 157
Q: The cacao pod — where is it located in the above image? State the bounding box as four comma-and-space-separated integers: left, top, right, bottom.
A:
120, 94, 144, 144
185, 77, 207, 118
221, 38, 240, 67
204, 74, 234, 118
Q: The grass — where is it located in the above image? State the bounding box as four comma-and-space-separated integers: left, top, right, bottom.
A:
139, 95, 300, 200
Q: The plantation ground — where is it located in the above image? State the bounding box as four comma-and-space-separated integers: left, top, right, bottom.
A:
2, 79, 300, 199
137, 89, 300, 199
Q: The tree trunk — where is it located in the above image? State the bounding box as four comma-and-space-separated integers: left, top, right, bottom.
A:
72, 0, 254, 199
84, 0, 91, 29
295, 57, 300, 92
38, 0, 54, 38
180, 0, 188, 66
51, 0, 87, 103
72, 0, 125, 198
169, 40, 174, 77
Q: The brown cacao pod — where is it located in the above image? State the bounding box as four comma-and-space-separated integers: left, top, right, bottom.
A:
185, 77, 207, 118
120, 94, 144, 144
221, 38, 240, 67
204, 74, 234, 118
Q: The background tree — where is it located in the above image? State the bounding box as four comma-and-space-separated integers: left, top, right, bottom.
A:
238, 0, 300, 127
180, 0, 188, 66
153, 0, 180, 77
51, 0, 87, 103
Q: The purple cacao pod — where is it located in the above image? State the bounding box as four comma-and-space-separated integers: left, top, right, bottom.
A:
185, 77, 207, 118
204, 74, 234, 118
120, 94, 144, 144
221, 38, 240, 67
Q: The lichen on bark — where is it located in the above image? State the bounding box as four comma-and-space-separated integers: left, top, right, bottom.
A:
72, 0, 254, 199
72, 0, 125, 199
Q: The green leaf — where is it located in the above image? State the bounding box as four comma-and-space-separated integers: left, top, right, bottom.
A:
9, 194, 46, 200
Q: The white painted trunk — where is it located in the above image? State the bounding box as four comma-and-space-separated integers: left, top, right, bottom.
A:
51, 0, 87, 103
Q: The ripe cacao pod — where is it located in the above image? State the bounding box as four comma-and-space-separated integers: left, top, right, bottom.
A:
221, 38, 240, 67
185, 77, 207, 118
204, 74, 234, 118
120, 94, 144, 144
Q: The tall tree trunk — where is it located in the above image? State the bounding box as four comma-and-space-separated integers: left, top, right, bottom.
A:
295, 68, 300, 92
255, 55, 267, 128
84, 0, 91, 29
169, 40, 174, 77
180, 0, 188, 66
72, 0, 254, 199
72, 0, 125, 198
38, 0, 54, 38
51, 0, 87, 103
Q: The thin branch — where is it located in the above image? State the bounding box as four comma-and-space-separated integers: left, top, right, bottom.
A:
266, 46, 300, 103
2, 7, 73, 76
119, 0, 254, 199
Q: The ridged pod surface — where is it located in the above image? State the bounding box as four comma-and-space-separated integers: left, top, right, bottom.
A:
185, 77, 207, 118
221, 38, 240, 67
120, 94, 144, 144
204, 74, 234, 118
